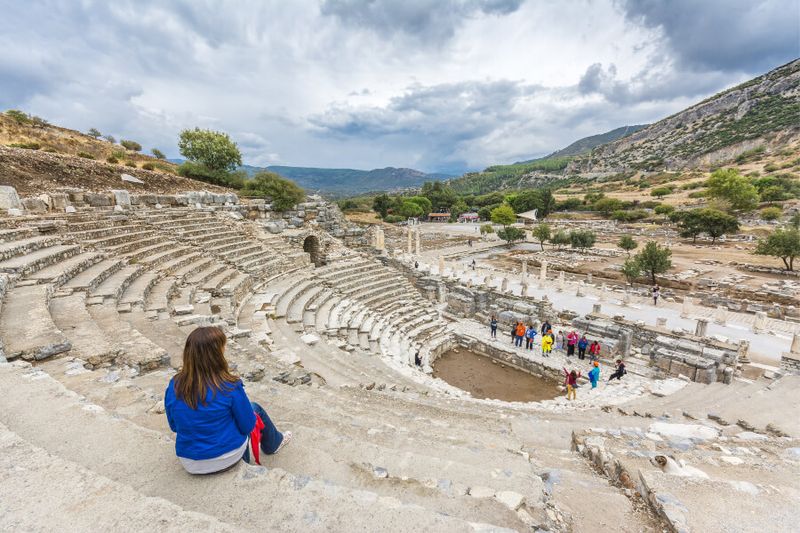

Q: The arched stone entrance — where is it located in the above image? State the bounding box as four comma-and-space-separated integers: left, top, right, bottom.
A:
303, 235, 324, 267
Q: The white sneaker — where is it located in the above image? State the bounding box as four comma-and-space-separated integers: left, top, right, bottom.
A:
275, 431, 293, 454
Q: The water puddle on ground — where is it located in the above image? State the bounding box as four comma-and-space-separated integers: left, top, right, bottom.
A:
432, 348, 561, 402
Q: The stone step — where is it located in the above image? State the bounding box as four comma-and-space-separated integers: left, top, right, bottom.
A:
63, 258, 124, 291
120, 271, 161, 306
0, 244, 81, 275
91, 265, 143, 300
0, 421, 238, 532
0, 284, 71, 361
50, 293, 118, 367
0, 235, 57, 261
24, 251, 104, 285
86, 303, 169, 371
146, 276, 178, 313
0, 363, 488, 532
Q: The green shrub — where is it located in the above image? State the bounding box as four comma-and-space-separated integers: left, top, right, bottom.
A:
764, 163, 779, 172
688, 190, 707, 199
569, 229, 596, 250
111, 149, 126, 159
383, 215, 404, 223
106, 156, 119, 164
151, 148, 166, 159
5, 110, 30, 124
125, 161, 137, 167
650, 186, 673, 198
77, 151, 95, 159
241, 171, 305, 211
43, 147, 58, 153
761, 207, 782, 221
153, 162, 176, 174
141, 162, 154, 171
611, 209, 648, 222
120, 139, 142, 151
654, 204, 675, 216
178, 161, 246, 188
8, 141, 41, 150
178, 128, 242, 172
480, 223, 494, 234
639, 200, 661, 209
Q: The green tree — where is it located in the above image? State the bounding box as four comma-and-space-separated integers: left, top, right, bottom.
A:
531, 223, 551, 251
241, 172, 305, 211
620, 258, 642, 286
87, 128, 102, 138
702, 209, 740, 243
397, 200, 424, 218
178, 128, 242, 172
674, 210, 705, 243
706, 168, 759, 211
654, 204, 675, 216
450, 199, 469, 221
151, 148, 166, 159
475, 192, 505, 206
618, 235, 638, 256
760, 207, 782, 221
593, 197, 624, 215
5, 110, 30, 124
634, 241, 672, 284
480, 223, 494, 234
103, 134, 116, 143
551, 230, 570, 250
754, 228, 800, 271
569, 230, 596, 251
421, 181, 457, 210
372, 194, 391, 219
407, 196, 432, 215
497, 227, 526, 244
120, 139, 142, 151
490, 204, 516, 227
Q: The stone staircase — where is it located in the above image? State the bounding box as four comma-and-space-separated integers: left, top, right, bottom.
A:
1, 204, 796, 532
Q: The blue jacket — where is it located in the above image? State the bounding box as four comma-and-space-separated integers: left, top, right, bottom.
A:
578, 338, 589, 349
526, 328, 537, 339
588, 367, 600, 383
165, 378, 256, 460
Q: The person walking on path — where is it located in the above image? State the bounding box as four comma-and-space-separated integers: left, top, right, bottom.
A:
471, 259, 476, 270
541, 320, 552, 337
652, 285, 660, 306
165, 327, 292, 474
510, 323, 517, 344
555, 330, 564, 351
588, 362, 600, 389
588, 340, 601, 362
577, 335, 589, 360
515, 322, 526, 347
608, 359, 627, 382
525, 324, 537, 350
566, 330, 579, 357
490, 315, 498, 339
563, 368, 581, 400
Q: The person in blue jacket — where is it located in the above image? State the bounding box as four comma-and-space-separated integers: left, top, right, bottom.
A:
165, 326, 292, 474
588, 361, 600, 388
577, 334, 589, 360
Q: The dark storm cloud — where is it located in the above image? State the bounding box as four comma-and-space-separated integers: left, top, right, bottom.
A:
320, 0, 526, 43
619, 0, 800, 72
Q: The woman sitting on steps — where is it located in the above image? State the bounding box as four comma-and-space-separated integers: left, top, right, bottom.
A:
165, 326, 292, 474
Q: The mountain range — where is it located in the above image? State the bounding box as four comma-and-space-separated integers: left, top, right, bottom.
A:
515, 124, 648, 164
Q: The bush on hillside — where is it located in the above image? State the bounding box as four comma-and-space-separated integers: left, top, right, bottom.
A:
569, 230, 596, 251
151, 148, 166, 159
77, 151, 95, 159
611, 209, 648, 222
241, 171, 305, 211
103, 135, 116, 143
125, 161, 137, 167
87, 128, 102, 138
760, 206, 782, 221
8, 142, 41, 150
479, 223, 494, 234
650, 186, 673, 198
106, 156, 119, 164
5, 110, 30, 124
120, 139, 142, 151
141, 162, 155, 171
178, 128, 242, 172
178, 161, 246, 189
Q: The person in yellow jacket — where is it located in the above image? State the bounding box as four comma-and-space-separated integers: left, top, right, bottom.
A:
541, 333, 553, 357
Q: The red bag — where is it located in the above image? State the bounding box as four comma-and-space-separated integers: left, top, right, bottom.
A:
249, 413, 265, 465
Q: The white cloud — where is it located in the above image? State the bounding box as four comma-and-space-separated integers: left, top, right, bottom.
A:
0, 0, 796, 174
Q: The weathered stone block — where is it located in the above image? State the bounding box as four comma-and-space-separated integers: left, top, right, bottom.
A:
0, 186, 22, 210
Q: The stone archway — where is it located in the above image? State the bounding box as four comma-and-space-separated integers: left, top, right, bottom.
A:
303, 235, 324, 267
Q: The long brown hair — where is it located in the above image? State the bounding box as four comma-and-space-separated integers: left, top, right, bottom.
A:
174, 326, 239, 409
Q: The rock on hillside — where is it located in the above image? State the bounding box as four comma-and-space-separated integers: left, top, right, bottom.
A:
0, 146, 229, 195
569, 59, 800, 174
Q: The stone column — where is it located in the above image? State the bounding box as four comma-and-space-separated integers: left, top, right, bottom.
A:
521, 260, 527, 279
521, 281, 529, 296
714, 305, 727, 325
500, 277, 508, 292
622, 291, 631, 307
415, 229, 421, 255
438, 255, 445, 275
752, 311, 767, 334
539, 261, 547, 283
792, 331, 800, 353
558, 271, 565, 292
587, 273, 593, 284
483, 275, 491, 286
592, 303, 602, 315
656, 317, 668, 328
680, 296, 692, 319
599, 284, 607, 302
737, 339, 751, 364
406, 228, 412, 254
576, 284, 584, 297
695, 318, 709, 338
618, 331, 632, 358
780, 332, 800, 375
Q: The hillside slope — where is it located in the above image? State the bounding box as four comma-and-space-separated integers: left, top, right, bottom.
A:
516, 124, 648, 163
242, 165, 452, 196
569, 59, 800, 174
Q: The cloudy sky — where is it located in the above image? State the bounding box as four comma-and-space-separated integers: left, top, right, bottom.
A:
2, 1, 798, 174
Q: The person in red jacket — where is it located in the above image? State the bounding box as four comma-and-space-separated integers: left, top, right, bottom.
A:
563, 368, 581, 400
566, 330, 579, 356
588, 340, 601, 362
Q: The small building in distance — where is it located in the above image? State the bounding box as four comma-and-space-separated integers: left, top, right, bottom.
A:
458, 212, 480, 223
428, 212, 450, 223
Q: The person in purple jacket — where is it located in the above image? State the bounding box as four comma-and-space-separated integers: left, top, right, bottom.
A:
165, 326, 292, 474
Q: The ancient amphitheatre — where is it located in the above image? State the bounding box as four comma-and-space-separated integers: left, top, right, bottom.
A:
1, 10, 800, 533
